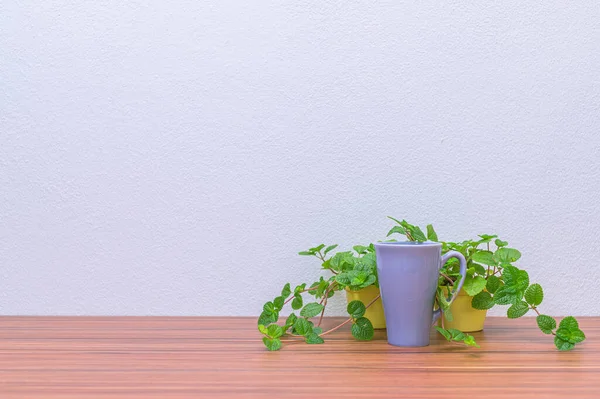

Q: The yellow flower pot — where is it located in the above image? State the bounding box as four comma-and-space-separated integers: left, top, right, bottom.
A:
345, 285, 386, 329
439, 287, 487, 332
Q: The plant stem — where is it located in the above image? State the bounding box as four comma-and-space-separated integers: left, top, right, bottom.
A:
319, 294, 381, 337
319, 282, 337, 305
283, 286, 319, 305
317, 282, 337, 326
439, 272, 455, 285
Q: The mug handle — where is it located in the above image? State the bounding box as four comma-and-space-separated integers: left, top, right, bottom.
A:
431, 250, 467, 325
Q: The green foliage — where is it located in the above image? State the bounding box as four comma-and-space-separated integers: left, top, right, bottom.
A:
436, 288, 454, 321
305, 332, 324, 344
347, 300, 366, 318
553, 317, 586, 350
486, 275, 501, 294
472, 250, 495, 266
437, 231, 584, 352
524, 283, 543, 306
554, 316, 586, 349
471, 291, 494, 310
507, 301, 529, 318
462, 276, 487, 296
293, 318, 313, 336
536, 315, 556, 334
495, 239, 508, 247
435, 327, 480, 348
386, 217, 427, 242
300, 302, 324, 318
427, 224, 438, 241
259, 238, 381, 351
291, 295, 303, 310
263, 337, 282, 351
351, 317, 374, 340
281, 283, 291, 298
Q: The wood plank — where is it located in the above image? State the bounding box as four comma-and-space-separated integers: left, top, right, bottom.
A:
0, 317, 597, 398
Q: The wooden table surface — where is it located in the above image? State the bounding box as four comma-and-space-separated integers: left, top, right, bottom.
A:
0, 316, 597, 398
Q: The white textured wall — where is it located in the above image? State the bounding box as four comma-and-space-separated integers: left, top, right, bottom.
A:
1, 1, 599, 316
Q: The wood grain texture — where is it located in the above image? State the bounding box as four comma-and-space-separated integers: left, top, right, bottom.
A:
0, 316, 598, 398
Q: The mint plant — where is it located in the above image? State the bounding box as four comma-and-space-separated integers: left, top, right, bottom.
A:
257, 244, 380, 351
389, 225, 586, 352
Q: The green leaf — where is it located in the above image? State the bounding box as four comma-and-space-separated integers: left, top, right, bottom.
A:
309, 244, 325, 253
478, 234, 498, 243
267, 324, 284, 339
426, 224, 438, 241
559, 316, 579, 331
387, 225, 407, 237
463, 335, 480, 348
494, 248, 522, 263
443, 306, 454, 322
448, 329, 466, 341
463, 276, 487, 296
258, 324, 268, 334
324, 244, 338, 255
305, 333, 324, 344
349, 270, 369, 285
471, 263, 487, 276
502, 265, 529, 293
351, 317, 374, 341
298, 251, 313, 256
486, 275, 501, 294
353, 245, 369, 255
471, 251, 496, 266
285, 313, 297, 329
554, 336, 575, 351
492, 287, 518, 305
495, 239, 508, 247
263, 302, 275, 314
347, 300, 367, 318
293, 318, 313, 336
262, 337, 282, 351
281, 283, 291, 298
358, 274, 376, 289
507, 301, 529, 318
316, 279, 329, 297
410, 226, 427, 242
435, 326, 452, 341
291, 295, 303, 310
335, 273, 352, 286
536, 314, 556, 334
569, 330, 586, 344
329, 252, 354, 272
524, 284, 543, 306
312, 326, 323, 335
258, 311, 277, 326
294, 283, 306, 294
300, 302, 324, 318
471, 291, 495, 310
273, 296, 284, 311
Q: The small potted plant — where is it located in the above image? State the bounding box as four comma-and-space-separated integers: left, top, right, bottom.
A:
298, 244, 386, 329
386, 219, 587, 351
256, 245, 382, 351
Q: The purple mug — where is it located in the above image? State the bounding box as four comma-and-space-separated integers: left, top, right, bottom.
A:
374, 241, 467, 347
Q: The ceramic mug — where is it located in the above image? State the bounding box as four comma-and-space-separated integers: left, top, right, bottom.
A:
374, 241, 467, 347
